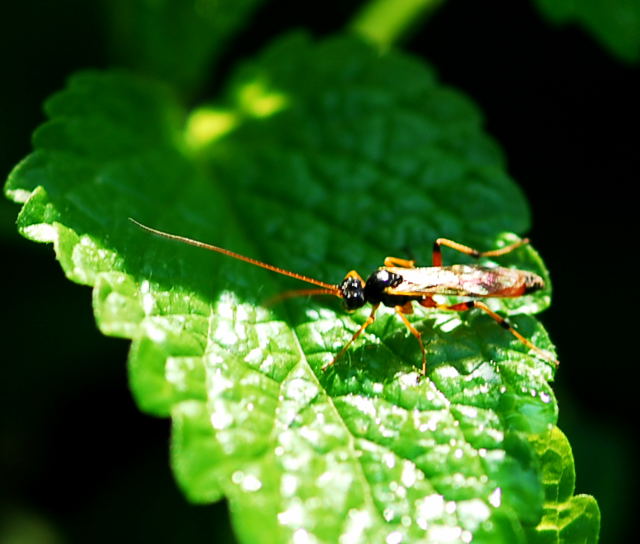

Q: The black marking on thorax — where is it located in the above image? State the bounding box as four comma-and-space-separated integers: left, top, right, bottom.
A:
364, 268, 421, 307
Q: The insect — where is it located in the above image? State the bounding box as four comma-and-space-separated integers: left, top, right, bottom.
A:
130, 218, 557, 376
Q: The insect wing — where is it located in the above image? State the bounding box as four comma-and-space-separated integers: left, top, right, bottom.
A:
384, 266, 467, 296
385, 265, 528, 297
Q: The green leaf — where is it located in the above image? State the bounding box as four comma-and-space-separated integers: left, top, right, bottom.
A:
5, 33, 594, 542
103, 0, 264, 92
533, 0, 640, 62
526, 427, 601, 544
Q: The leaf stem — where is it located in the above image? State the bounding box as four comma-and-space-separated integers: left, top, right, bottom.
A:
349, 0, 444, 49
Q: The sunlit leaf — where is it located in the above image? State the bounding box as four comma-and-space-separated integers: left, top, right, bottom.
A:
5, 33, 597, 543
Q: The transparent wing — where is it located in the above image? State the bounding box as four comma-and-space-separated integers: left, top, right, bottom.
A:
385, 265, 529, 297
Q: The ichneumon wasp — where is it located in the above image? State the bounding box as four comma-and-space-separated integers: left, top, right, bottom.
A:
130, 218, 558, 376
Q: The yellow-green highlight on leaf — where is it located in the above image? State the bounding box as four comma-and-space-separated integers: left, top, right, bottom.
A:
185, 108, 240, 151
185, 79, 288, 152
234, 79, 289, 118
350, 0, 444, 48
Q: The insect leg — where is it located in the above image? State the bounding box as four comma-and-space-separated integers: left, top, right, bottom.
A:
383, 256, 416, 268
321, 303, 380, 372
469, 301, 557, 365
394, 302, 427, 376
427, 299, 558, 366
432, 237, 530, 266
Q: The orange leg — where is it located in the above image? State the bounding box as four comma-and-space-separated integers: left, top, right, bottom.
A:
394, 302, 427, 376
321, 303, 380, 371
419, 298, 558, 366
432, 237, 530, 267
384, 256, 416, 268
344, 270, 365, 282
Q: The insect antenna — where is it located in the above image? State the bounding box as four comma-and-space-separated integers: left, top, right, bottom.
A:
264, 287, 341, 307
129, 218, 341, 294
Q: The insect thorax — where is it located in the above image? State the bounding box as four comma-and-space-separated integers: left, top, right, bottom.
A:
364, 268, 419, 308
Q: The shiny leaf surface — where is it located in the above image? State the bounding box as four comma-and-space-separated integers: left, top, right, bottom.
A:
5, 33, 594, 543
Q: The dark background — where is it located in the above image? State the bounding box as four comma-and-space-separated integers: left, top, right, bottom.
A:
1, 1, 636, 542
